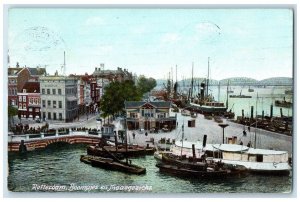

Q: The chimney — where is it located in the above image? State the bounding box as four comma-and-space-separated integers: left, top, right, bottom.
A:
202, 135, 207, 147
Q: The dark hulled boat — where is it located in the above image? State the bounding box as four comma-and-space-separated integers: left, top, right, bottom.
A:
229, 94, 252, 98
80, 155, 146, 175
275, 98, 292, 108
156, 128, 247, 179
156, 163, 230, 178
87, 144, 155, 158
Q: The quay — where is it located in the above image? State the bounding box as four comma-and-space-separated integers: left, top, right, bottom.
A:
8, 111, 293, 157
8, 130, 102, 152
123, 111, 293, 157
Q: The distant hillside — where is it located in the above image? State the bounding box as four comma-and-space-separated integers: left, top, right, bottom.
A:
259, 77, 293, 85
220, 77, 258, 85
155, 77, 292, 89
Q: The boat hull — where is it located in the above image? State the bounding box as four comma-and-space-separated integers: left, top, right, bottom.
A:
87, 145, 155, 158
85, 156, 146, 175
156, 163, 233, 179
214, 159, 291, 176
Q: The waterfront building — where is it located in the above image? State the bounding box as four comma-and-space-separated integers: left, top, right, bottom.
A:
40, 73, 78, 122
8, 64, 46, 107
8, 66, 30, 107
69, 74, 93, 115
92, 66, 133, 82
17, 81, 41, 119
124, 101, 177, 131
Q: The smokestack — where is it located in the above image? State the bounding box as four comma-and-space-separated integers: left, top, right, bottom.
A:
202, 135, 207, 148
242, 109, 244, 119
280, 108, 283, 118
192, 144, 196, 160
251, 106, 254, 119
200, 82, 205, 100
270, 105, 273, 118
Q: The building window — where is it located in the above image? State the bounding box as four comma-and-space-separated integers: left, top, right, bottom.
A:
58, 89, 62, 95
23, 103, 26, 109
42, 100, 46, 107
43, 112, 46, 119
19, 96, 22, 102
19, 103, 22, 109
23, 96, 26, 102
11, 100, 15, 106
59, 101, 62, 108
48, 100, 51, 107
29, 98, 33, 104
52, 89, 56, 95
29, 108, 33, 112
48, 112, 51, 120
23, 89, 26, 93
130, 113, 138, 118
59, 113, 62, 120
53, 101, 57, 108
34, 98, 38, 104
53, 113, 57, 120
47, 89, 50, 94
42, 89, 45, 94
35, 108, 39, 112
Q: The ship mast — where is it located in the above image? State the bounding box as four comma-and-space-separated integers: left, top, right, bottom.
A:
191, 62, 194, 99
254, 93, 258, 149
180, 124, 184, 157
206, 57, 210, 97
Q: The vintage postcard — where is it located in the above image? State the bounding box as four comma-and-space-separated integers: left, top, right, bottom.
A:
4, 6, 294, 196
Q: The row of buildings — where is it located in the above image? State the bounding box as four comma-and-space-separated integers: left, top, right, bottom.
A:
8, 64, 133, 122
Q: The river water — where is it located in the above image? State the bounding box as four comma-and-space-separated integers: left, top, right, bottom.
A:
7, 143, 292, 194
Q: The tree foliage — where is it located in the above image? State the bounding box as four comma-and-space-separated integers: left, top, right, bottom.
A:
99, 80, 142, 118
8, 105, 18, 129
8, 105, 18, 118
136, 76, 157, 95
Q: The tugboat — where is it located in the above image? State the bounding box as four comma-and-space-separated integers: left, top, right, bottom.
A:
275, 97, 292, 108
229, 90, 252, 98
156, 125, 246, 178
80, 114, 146, 175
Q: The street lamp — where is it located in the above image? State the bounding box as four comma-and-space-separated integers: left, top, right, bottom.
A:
85, 101, 89, 120
218, 123, 229, 144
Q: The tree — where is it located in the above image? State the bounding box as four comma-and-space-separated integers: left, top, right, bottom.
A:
136, 76, 157, 95
99, 80, 142, 119
8, 105, 18, 129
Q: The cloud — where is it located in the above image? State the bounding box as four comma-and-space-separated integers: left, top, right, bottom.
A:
160, 33, 181, 43
85, 17, 106, 26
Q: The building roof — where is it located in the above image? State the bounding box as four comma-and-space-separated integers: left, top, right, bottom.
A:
22, 82, 40, 93
27, 67, 47, 76
8, 67, 46, 76
8, 68, 23, 76
125, 101, 171, 109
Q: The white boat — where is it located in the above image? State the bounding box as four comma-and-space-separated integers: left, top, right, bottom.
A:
205, 144, 291, 175
169, 140, 291, 175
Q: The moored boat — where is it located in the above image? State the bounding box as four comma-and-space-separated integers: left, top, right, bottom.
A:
169, 140, 291, 176
275, 98, 292, 108
229, 94, 252, 98
87, 144, 155, 158
80, 154, 146, 175
156, 162, 234, 178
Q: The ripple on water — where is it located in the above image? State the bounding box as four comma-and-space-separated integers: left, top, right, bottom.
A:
7, 145, 292, 193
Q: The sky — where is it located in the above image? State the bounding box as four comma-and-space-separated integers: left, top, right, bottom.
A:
7, 8, 294, 80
